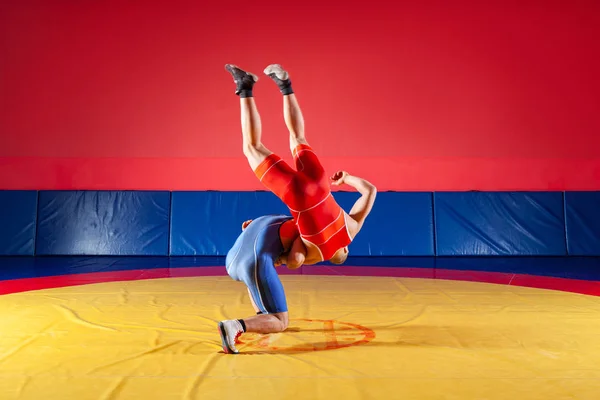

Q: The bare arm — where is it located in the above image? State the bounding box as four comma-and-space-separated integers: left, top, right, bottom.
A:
331, 171, 377, 231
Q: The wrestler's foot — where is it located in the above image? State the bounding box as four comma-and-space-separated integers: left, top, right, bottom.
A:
224, 64, 258, 98
264, 64, 294, 95
218, 320, 244, 354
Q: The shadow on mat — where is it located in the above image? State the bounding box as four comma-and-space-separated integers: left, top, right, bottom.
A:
234, 324, 524, 355
238, 343, 359, 355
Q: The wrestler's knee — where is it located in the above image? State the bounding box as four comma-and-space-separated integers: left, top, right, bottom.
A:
272, 312, 289, 332
242, 142, 267, 158
243, 143, 271, 171
289, 135, 308, 147
242, 142, 256, 157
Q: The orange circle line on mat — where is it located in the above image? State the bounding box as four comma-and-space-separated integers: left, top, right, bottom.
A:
237, 318, 376, 352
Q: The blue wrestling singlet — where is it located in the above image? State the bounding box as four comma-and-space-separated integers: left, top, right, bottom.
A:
225, 215, 292, 314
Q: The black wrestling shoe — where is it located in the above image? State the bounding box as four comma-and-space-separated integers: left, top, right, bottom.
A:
264, 64, 294, 95
224, 64, 258, 97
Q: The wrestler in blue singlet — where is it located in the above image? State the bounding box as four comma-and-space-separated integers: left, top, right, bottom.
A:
225, 215, 293, 314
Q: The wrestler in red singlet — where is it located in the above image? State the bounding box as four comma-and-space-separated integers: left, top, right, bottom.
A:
254, 143, 352, 262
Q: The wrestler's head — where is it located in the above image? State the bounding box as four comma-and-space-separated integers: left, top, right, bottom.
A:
330, 246, 349, 265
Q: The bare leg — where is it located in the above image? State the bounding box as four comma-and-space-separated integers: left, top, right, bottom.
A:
243, 312, 289, 334
240, 97, 272, 171
263, 64, 309, 153
225, 64, 273, 171
219, 291, 289, 353
283, 94, 309, 152
243, 274, 289, 333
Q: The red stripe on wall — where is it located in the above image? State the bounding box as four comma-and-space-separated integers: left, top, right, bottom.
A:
1, 156, 599, 191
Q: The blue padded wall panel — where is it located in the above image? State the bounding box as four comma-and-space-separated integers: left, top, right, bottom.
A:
36, 191, 170, 255
434, 192, 566, 256
565, 192, 600, 256
0, 191, 38, 255
170, 191, 289, 256
333, 192, 434, 256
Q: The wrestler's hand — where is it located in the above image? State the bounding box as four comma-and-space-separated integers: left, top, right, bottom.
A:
330, 170, 349, 186
242, 220, 253, 231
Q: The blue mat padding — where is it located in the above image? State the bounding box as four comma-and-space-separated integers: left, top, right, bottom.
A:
333, 192, 434, 256
435, 257, 600, 281
0, 190, 597, 258
565, 192, 600, 256
0, 191, 37, 256
171, 191, 434, 256
434, 192, 567, 256
170, 191, 289, 256
36, 191, 171, 256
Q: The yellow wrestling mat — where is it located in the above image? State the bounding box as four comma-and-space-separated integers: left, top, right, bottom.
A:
2, 275, 600, 399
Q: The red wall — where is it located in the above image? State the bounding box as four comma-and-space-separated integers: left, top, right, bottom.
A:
1, 1, 599, 191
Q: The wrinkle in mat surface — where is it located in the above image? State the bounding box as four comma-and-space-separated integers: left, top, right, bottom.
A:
1, 275, 600, 399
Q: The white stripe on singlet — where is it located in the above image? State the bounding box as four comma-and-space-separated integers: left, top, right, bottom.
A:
287, 192, 331, 214
294, 148, 315, 159
312, 223, 347, 246
299, 209, 343, 238
258, 159, 284, 182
